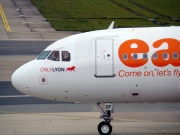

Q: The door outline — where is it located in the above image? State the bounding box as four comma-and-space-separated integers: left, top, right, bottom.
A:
94, 38, 115, 78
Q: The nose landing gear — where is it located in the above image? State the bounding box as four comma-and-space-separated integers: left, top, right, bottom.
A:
97, 103, 114, 135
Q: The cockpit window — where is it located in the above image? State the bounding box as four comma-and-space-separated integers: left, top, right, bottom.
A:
62, 51, 70, 61
48, 51, 59, 61
37, 51, 51, 60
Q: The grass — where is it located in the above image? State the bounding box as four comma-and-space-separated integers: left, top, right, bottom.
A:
112, 0, 159, 18
131, 0, 180, 18
31, 0, 138, 19
48, 19, 154, 31
31, 0, 180, 31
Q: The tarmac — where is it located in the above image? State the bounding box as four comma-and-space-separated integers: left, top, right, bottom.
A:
0, 0, 180, 135
0, 0, 80, 40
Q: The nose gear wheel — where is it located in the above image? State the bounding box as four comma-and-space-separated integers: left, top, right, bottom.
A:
98, 121, 112, 135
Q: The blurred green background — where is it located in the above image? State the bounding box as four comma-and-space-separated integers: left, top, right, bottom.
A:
31, 0, 180, 31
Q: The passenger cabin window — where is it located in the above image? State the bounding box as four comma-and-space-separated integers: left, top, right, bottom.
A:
152, 53, 158, 60
133, 54, 138, 60
123, 53, 128, 60
143, 54, 148, 60
163, 52, 168, 60
37, 51, 51, 60
48, 51, 59, 61
62, 51, 70, 61
173, 52, 178, 59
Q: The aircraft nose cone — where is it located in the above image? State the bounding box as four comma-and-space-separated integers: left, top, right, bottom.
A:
11, 64, 30, 95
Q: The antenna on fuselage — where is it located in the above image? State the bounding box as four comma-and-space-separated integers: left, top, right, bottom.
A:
108, 21, 114, 29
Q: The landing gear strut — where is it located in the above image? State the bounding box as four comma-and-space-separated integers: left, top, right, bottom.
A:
97, 103, 114, 135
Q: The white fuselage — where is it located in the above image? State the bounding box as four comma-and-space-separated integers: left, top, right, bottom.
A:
12, 27, 180, 103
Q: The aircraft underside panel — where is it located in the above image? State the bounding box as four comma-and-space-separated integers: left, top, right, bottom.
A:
95, 38, 115, 77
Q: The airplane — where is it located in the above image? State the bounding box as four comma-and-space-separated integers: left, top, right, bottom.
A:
11, 22, 180, 135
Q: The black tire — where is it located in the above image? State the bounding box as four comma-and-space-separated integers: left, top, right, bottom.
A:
98, 121, 112, 135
